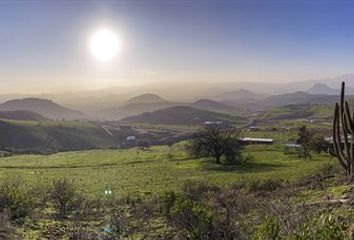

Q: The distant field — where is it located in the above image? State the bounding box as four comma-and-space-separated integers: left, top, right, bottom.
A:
267, 104, 334, 121
0, 142, 335, 197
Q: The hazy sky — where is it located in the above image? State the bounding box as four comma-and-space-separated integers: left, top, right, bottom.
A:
1, 1, 354, 93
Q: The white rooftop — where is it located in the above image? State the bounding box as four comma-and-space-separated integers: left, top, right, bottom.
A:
239, 137, 273, 142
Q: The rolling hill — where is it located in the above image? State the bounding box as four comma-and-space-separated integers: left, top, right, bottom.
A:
124, 93, 165, 104
0, 98, 84, 120
0, 119, 115, 153
190, 99, 236, 113
122, 106, 248, 125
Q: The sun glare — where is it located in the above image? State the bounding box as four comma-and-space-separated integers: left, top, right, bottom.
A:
89, 28, 120, 62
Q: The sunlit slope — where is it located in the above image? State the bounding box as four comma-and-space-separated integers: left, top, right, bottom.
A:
0, 143, 333, 196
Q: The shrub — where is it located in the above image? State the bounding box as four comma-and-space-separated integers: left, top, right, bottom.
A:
161, 191, 177, 218
72, 198, 105, 222
294, 214, 349, 240
109, 210, 130, 237
182, 180, 220, 201
169, 198, 214, 239
247, 178, 283, 192
0, 178, 36, 220
50, 178, 82, 220
253, 216, 281, 240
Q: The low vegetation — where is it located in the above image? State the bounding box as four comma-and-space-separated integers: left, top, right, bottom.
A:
0, 162, 351, 239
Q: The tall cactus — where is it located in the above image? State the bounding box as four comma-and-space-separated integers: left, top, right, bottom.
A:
333, 81, 354, 179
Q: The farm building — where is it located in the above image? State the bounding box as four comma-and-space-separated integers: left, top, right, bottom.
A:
239, 137, 273, 145
248, 126, 260, 131
126, 136, 136, 142
204, 121, 223, 125
284, 143, 301, 148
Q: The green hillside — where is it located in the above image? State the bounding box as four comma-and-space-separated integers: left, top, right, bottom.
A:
0, 142, 333, 196
0, 119, 114, 152
267, 104, 334, 120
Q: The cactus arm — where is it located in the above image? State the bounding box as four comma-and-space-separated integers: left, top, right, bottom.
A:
339, 82, 352, 170
333, 103, 349, 171
342, 112, 352, 163
344, 101, 354, 133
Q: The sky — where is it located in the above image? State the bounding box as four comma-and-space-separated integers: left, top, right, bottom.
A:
1, 0, 354, 93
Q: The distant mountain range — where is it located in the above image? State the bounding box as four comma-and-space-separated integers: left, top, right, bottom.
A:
209, 89, 265, 101
86, 88, 346, 120
0, 80, 353, 121
0, 73, 353, 110
262, 91, 339, 106
0, 98, 84, 120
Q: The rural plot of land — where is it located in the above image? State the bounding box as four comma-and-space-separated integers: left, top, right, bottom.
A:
0, 143, 333, 196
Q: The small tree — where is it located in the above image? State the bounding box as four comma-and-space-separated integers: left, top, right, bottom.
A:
189, 125, 242, 165
297, 126, 312, 159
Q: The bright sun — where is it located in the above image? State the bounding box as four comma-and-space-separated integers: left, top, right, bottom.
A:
90, 28, 120, 62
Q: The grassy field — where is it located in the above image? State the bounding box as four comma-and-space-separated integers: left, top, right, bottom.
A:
267, 104, 335, 121
0, 142, 335, 197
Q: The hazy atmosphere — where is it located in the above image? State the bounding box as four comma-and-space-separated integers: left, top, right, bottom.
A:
2, 1, 354, 94
0, 1, 354, 239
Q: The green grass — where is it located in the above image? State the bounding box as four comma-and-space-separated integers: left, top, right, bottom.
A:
0, 142, 335, 197
267, 104, 334, 121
